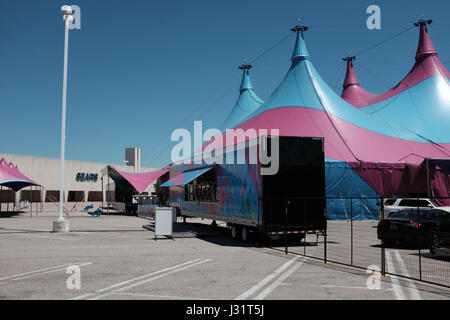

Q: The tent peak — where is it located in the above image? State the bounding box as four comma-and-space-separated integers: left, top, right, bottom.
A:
221, 65, 263, 129
238, 64, 253, 70
238, 64, 254, 92
342, 56, 359, 88
291, 24, 310, 61
414, 18, 437, 61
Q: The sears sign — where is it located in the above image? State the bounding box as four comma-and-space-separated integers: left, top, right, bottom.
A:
76, 173, 98, 182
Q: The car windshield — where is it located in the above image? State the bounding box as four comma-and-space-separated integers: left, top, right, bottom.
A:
389, 209, 434, 221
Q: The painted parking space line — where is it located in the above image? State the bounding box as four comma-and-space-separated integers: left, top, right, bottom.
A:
90, 259, 213, 300
385, 251, 406, 300
6, 233, 81, 241
287, 284, 394, 291
0, 262, 92, 282
393, 250, 421, 300
111, 292, 210, 300
254, 258, 304, 300
235, 255, 303, 300
71, 258, 212, 300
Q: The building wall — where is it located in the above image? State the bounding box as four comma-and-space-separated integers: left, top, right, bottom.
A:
0, 153, 155, 203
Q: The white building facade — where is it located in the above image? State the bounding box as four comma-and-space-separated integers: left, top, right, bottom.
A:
0, 152, 155, 204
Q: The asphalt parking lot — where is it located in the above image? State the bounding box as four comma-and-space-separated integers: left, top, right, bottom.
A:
0, 211, 449, 300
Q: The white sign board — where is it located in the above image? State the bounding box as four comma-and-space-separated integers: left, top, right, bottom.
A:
155, 207, 174, 239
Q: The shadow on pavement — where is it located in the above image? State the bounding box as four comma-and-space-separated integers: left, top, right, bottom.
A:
0, 211, 23, 218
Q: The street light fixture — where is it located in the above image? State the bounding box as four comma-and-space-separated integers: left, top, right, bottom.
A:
53, 5, 74, 232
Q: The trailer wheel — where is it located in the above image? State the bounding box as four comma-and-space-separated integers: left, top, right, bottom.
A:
242, 227, 249, 242
231, 225, 240, 240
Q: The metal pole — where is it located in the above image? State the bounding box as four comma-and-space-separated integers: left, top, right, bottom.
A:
381, 197, 385, 276
426, 158, 430, 198
107, 172, 110, 214
40, 186, 43, 213
417, 200, 422, 281
30, 186, 33, 218
285, 202, 289, 255
303, 199, 306, 256
324, 200, 327, 263
350, 198, 353, 266
101, 176, 104, 212
58, 15, 71, 221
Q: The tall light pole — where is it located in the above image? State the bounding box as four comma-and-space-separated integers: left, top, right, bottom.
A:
53, 5, 73, 232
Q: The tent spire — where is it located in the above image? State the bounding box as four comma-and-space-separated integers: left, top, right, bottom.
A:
291, 24, 310, 61
238, 64, 254, 92
414, 18, 437, 61
340, 55, 376, 108
342, 56, 358, 88
220, 64, 264, 130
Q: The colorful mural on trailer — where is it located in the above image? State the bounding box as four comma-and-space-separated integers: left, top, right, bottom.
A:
168, 148, 263, 226
161, 167, 214, 187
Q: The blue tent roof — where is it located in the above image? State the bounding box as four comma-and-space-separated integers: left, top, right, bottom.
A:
240, 26, 442, 145
341, 22, 450, 144
221, 66, 264, 130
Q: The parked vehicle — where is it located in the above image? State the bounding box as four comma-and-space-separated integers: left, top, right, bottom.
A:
383, 198, 450, 217
160, 136, 327, 241
377, 209, 450, 248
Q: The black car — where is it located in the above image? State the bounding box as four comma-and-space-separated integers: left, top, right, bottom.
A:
377, 209, 450, 249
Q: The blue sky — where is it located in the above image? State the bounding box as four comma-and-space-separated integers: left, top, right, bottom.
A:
1, 0, 449, 168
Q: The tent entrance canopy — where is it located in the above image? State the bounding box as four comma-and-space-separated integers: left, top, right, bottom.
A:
0, 180, 40, 192
0, 158, 40, 192
106, 166, 169, 194
160, 166, 214, 187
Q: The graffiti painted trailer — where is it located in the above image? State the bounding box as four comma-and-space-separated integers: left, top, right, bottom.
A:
160, 136, 327, 240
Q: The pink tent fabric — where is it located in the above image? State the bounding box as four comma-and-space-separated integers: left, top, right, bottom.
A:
108, 166, 169, 194
341, 23, 450, 108
0, 158, 39, 191
341, 59, 377, 108
429, 164, 450, 206
347, 161, 450, 205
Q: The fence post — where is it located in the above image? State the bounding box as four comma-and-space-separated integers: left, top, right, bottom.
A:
380, 197, 386, 276
324, 199, 327, 263
30, 187, 32, 217
285, 201, 289, 255
417, 200, 422, 281
350, 198, 353, 266
304, 199, 306, 256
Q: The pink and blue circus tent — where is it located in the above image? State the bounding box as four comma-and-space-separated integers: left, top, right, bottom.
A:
341, 20, 450, 144
221, 65, 264, 130
0, 158, 40, 192
160, 167, 213, 187
107, 165, 169, 194
199, 24, 450, 220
